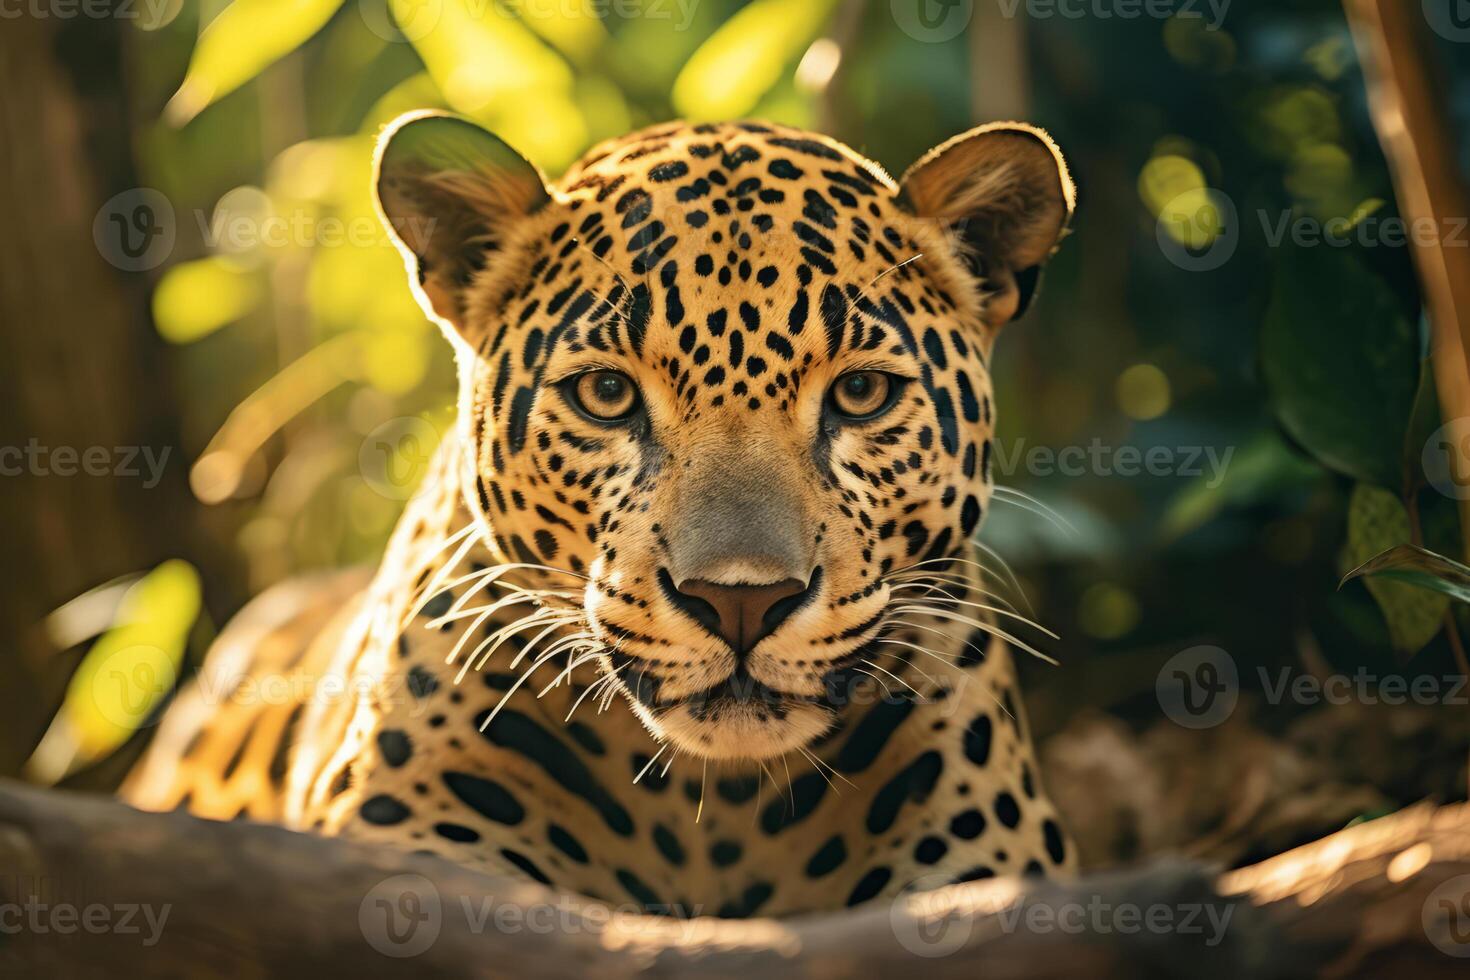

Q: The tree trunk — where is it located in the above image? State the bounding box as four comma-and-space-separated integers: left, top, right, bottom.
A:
0, 13, 198, 775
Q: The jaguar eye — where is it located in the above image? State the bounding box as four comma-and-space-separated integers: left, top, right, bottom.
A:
570, 370, 639, 421
829, 371, 897, 420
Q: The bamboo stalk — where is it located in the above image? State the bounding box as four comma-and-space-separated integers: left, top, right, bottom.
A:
1343, 0, 1470, 561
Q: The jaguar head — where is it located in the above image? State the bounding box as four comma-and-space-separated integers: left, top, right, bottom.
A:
376, 114, 1073, 761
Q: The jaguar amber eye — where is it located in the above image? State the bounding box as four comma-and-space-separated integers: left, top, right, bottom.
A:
571, 370, 639, 421
830, 371, 894, 419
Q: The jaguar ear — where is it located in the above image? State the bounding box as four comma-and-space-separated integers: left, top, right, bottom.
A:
375, 111, 551, 335
900, 122, 1075, 329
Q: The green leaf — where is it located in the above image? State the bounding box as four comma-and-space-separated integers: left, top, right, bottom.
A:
25, 561, 202, 784
166, 0, 346, 125
1341, 542, 1470, 605
1261, 245, 1419, 488
672, 0, 839, 121
1344, 486, 1447, 654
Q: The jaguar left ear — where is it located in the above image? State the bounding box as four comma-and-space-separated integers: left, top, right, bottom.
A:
900, 122, 1075, 329
374, 111, 551, 336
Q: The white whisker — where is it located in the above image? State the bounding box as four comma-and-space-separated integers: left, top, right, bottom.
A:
406, 527, 485, 621
633, 744, 668, 784
888, 595, 1058, 639
859, 658, 922, 697
869, 252, 923, 287
478, 644, 573, 732
991, 485, 1076, 536
887, 580, 1024, 618
797, 745, 853, 790
885, 618, 992, 664
971, 540, 1033, 615
850, 666, 895, 700
888, 605, 1058, 665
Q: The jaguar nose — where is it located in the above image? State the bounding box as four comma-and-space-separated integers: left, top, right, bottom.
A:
660, 568, 822, 655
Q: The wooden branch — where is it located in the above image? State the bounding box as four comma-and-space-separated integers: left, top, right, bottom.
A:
1343, 0, 1470, 562
0, 782, 1466, 977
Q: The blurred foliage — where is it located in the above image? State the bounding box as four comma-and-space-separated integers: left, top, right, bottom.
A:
1345, 485, 1447, 655
40, 0, 1470, 769
1260, 244, 1417, 490
30, 561, 201, 782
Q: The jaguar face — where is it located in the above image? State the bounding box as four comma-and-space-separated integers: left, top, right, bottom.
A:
376, 115, 1073, 762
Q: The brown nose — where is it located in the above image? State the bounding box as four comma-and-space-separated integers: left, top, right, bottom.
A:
661, 570, 819, 655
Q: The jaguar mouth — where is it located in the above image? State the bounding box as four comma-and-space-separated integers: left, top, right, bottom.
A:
675, 665, 802, 718
650, 684, 835, 762
586, 568, 896, 760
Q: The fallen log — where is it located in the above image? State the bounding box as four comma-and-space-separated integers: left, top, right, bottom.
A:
0, 781, 1465, 978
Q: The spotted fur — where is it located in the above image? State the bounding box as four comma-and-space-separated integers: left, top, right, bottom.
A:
126, 116, 1078, 915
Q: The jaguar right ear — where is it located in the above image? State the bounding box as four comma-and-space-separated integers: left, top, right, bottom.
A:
374, 111, 551, 337
899, 122, 1075, 331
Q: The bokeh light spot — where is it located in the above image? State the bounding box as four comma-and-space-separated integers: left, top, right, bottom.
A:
1078, 583, 1140, 641
1117, 364, 1171, 421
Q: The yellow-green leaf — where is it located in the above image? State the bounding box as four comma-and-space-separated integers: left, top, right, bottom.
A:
166, 0, 346, 125
1345, 485, 1447, 656
25, 561, 202, 784
508, 0, 606, 66
400, 0, 587, 171
153, 257, 262, 343
672, 0, 838, 121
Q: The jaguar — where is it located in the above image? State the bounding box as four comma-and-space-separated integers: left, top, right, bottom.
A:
125, 112, 1078, 917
